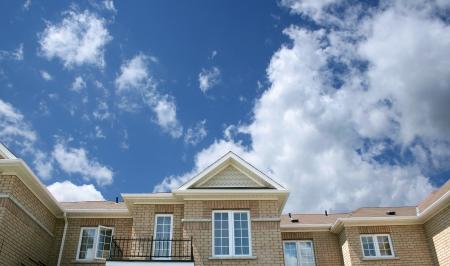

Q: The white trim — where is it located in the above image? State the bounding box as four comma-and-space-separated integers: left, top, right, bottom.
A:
252, 217, 281, 222
153, 214, 173, 260
359, 234, 395, 259
0, 193, 54, 236
0, 159, 63, 216
0, 143, 17, 159
212, 210, 252, 257
418, 189, 450, 222
57, 212, 68, 266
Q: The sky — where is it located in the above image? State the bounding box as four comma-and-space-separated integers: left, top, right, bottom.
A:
0, 0, 449, 213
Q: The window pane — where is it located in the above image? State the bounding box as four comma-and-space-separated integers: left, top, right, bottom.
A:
213, 212, 229, 255
234, 212, 250, 255
154, 216, 172, 258
377, 236, 393, 256
79, 228, 96, 259
361, 236, 376, 257
96, 227, 113, 258
298, 241, 315, 266
284, 242, 298, 266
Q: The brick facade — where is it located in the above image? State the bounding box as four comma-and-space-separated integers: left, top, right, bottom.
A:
0, 170, 449, 266
338, 225, 434, 266
424, 205, 450, 265
0, 175, 56, 265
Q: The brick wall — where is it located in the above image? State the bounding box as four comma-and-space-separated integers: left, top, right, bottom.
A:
183, 200, 284, 266
0, 175, 56, 231
282, 231, 344, 266
0, 175, 56, 265
131, 204, 184, 239
0, 198, 54, 265
50, 217, 133, 265
424, 205, 450, 265
339, 225, 434, 266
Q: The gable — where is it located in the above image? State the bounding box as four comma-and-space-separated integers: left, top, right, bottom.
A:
193, 165, 265, 188
177, 151, 287, 191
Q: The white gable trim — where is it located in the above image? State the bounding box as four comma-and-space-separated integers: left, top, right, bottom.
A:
177, 152, 287, 191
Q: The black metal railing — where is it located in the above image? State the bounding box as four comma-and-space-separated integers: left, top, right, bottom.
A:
108, 237, 194, 262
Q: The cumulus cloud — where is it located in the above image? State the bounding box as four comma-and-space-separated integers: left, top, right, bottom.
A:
156, 0, 450, 212
40, 70, 52, 81
199, 67, 220, 93
71, 76, 86, 92
0, 99, 53, 178
184, 120, 207, 145
47, 180, 104, 202
52, 142, 113, 185
115, 54, 183, 138
39, 10, 111, 68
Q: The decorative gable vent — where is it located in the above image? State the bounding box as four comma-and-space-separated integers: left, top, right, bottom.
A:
196, 165, 264, 188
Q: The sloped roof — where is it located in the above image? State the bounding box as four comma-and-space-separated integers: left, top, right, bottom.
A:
418, 179, 450, 212
60, 201, 128, 210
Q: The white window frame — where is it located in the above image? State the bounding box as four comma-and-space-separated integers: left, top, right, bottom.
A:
152, 214, 174, 260
76, 226, 114, 261
211, 210, 252, 257
360, 234, 395, 259
283, 240, 316, 266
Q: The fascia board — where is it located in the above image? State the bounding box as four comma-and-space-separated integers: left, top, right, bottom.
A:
0, 159, 63, 216
330, 216, 421, 233
281, 224, 332, 232
418, 190, 450, 223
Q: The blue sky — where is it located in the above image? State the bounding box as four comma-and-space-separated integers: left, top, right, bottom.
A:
1, 0, 449, 212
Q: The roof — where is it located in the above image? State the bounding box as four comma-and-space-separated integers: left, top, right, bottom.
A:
59, 201, 128, 211
418, 179, 450, 212
280, 206, 418, 229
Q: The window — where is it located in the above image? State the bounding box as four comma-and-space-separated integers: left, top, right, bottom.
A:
283, 241, 316, 266
212, 210, 251, 257
153, 214, 173, 259
360, 234, 394, 258
77, 226, 113, 260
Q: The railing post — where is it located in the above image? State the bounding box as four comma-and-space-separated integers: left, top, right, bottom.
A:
149, 236, 153, 261
190, 236, 194, 262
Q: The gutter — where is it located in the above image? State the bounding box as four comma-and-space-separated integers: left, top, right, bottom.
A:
57, 212, 68, 266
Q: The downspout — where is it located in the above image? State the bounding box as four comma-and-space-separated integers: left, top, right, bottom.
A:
57, 212, 68, 266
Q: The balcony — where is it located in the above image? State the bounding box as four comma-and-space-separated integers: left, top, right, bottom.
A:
106, 237, 194, 266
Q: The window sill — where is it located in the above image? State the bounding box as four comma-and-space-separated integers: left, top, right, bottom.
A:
362, 256, 399, 261
209, 256, 257, 260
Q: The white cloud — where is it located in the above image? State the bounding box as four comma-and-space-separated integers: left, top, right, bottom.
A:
103, 0, 117, 12
71, 76, 86, 92
94, 126, 106, 139
155, 1, 450, 212
39, 10, 112, 68
52, 142, 113, 185
184, 120, 207, 145
0, 99, 54, 179
40, 70, 52, 81
93, 100, 112, 121
0, 43, 24, 61
199, 67, 220, 93
115, 54, 183, 138
47, 180, 104, 202
23, 0, 31, 10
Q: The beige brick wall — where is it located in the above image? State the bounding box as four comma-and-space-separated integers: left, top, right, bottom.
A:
131, 204, 184, 239
424, 205, 450, 266
183, 200, 284, 266
50, 217, 133, 266
0, 175, 56, 231
339, 225, 434, 266
282, 231, 344, 266
0, 199, 54, 265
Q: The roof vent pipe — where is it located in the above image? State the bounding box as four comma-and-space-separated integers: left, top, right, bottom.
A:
288, 213, 299, 223
115, 196, 119, 203
325, 210, 328, 216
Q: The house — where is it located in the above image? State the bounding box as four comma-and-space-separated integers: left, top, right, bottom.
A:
0, 143, 448, 266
